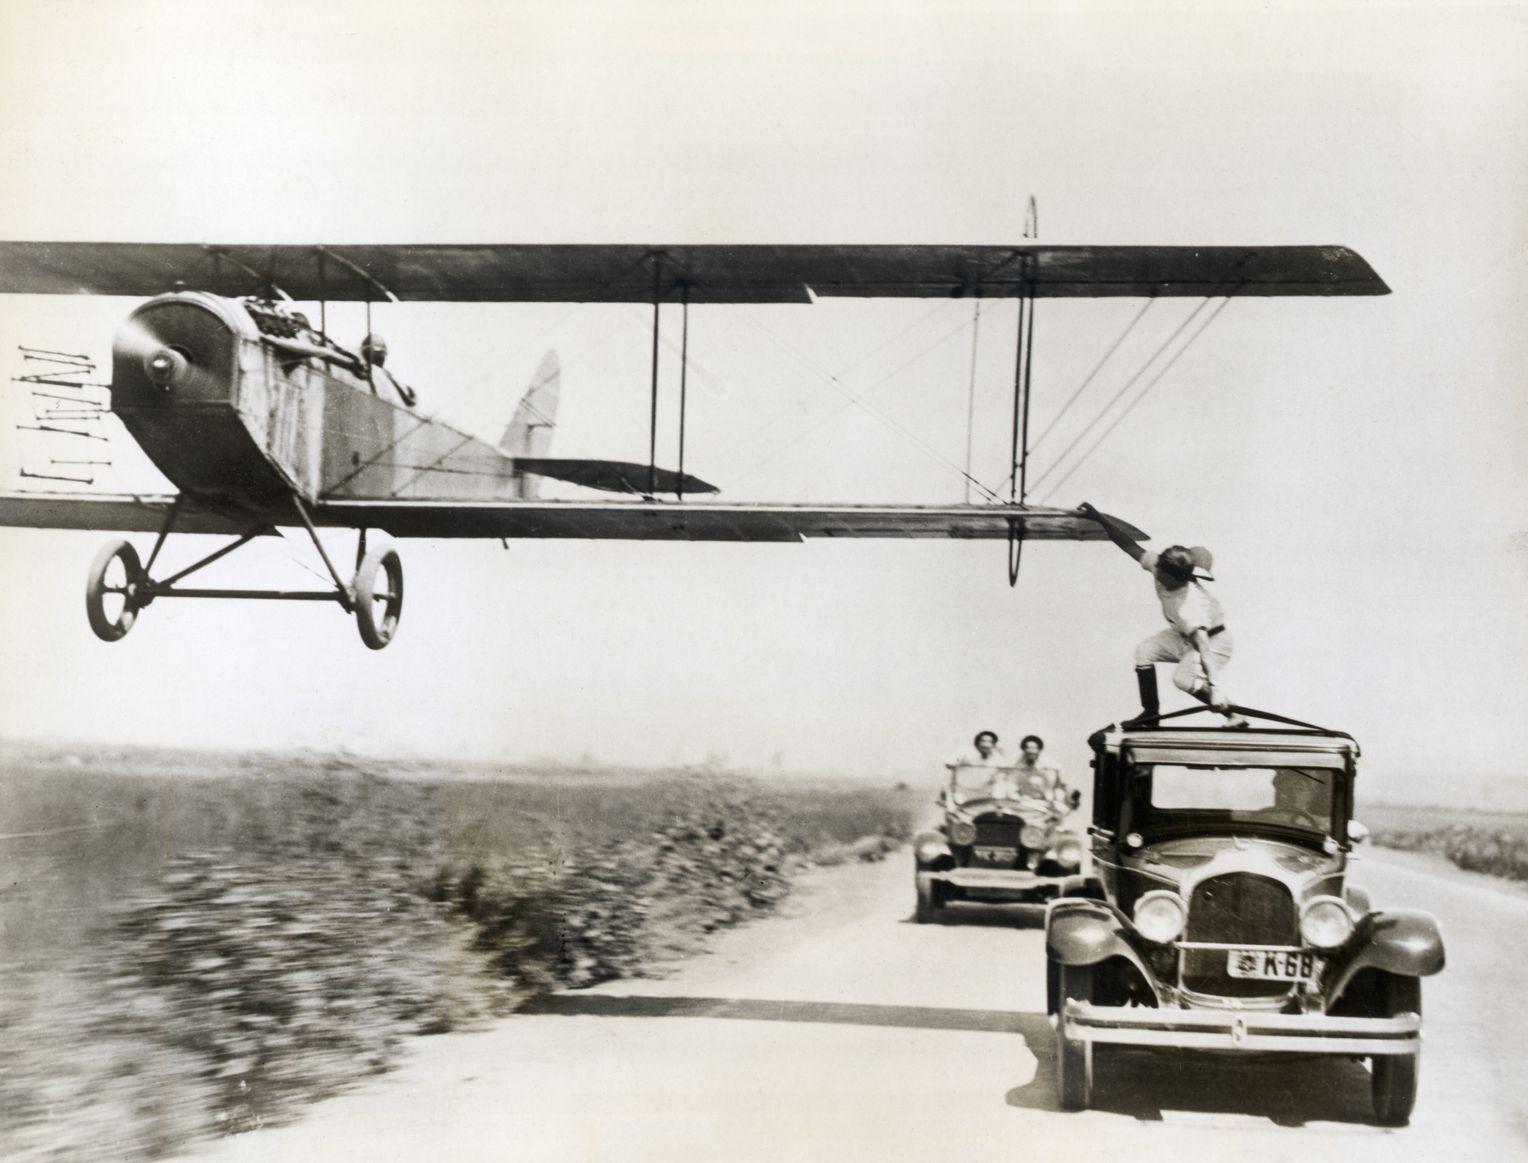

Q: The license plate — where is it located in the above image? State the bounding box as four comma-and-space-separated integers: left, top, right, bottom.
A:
973, 846, 1017, 865
1226, 949, 1316, 981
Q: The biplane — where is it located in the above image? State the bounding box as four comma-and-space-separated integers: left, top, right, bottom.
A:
0, 241, 1387, 649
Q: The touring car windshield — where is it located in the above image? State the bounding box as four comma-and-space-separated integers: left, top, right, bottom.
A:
951, 764, 1052, 801
1126, 764, 1339, 837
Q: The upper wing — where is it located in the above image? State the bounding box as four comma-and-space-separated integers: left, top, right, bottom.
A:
0, 491, 1142, 543
0, 242, 1389, 303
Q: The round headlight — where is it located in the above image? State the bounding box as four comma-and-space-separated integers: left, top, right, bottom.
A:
948, 820, 977, 846
1052, 839, 1083, 869
1299, 897, 1355, 949
1019, 824, 1048, 849
1133, 891, 1186, 944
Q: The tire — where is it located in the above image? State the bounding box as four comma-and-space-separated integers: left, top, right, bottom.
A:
354, 543, 404, 650
914, 873, 941, 924
85, 539, 144, 642
1372, 975, 1421, 1126
1056, 962, 1094, 1111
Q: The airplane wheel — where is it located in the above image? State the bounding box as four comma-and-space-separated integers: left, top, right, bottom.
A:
354, 543, 404, 650
86, 539, 145, 643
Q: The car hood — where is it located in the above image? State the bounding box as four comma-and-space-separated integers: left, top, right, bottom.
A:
1115, 834, 1345, 907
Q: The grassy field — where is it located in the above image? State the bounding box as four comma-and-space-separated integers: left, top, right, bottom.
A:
0, 743, 915, 1161
1362, 802, 1528, 883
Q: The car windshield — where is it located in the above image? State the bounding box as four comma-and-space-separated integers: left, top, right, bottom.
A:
1127, 764, 1340, 837
952, 764, 1052, 801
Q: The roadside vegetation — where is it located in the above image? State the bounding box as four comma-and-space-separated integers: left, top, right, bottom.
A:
1363, 802, 1528, 884
0, 746, 913, 1161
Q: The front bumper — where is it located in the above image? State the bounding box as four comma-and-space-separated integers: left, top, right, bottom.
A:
1062, 1001, 1420, 1055
932, 868, 1066, 896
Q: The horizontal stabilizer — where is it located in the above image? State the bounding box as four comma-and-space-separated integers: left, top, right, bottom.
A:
515, 458, 720, 496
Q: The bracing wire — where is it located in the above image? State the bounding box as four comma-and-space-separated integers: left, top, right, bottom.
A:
1035, 294, 1236, 503
1018, 296, 1220, 498
963, 298, 982, 503
1028, 297, 1156, 456
722, 307, 1006, 501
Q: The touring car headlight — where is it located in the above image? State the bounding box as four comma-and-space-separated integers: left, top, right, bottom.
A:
1019, 824, 1048, 849
1133, 891, 1186, 944
1052, 837, 1083, 869
948, 819, 977, 846
1299, 896, 1355, 949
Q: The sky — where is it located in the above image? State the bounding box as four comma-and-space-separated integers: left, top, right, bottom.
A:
0, 1, 1525, 806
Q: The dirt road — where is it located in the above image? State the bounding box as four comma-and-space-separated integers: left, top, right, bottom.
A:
183, 848, 1527, 1162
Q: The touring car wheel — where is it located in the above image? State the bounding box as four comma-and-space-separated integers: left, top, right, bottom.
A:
86, 539, 145, 642
354, 543, 404, 650
914, 873, 941, 924
1371, 974, 1421, 1126
1056, 962, 1094, 1111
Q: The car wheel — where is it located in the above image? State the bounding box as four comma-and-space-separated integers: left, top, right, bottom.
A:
914, 873, 940, 924
1056, 962, 1094, 1111
1372, 974, 1421, 1126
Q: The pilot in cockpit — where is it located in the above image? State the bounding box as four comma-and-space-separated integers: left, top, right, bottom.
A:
359, 333, 418, 407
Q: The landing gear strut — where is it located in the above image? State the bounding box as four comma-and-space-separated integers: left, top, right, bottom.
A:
83, 497, 405, 650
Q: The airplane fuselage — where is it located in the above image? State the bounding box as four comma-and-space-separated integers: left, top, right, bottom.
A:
111, 291, 523, 517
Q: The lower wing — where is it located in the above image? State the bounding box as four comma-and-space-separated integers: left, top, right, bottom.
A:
0, 491, 1143, 543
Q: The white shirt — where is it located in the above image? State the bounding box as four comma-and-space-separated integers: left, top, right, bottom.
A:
1142, 551, 1224, 637
947, 744, 1012, 769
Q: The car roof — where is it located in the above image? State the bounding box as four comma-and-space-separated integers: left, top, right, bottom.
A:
1091, 726, 1360, 763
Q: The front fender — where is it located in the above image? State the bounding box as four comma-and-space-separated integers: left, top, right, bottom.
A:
913, 832, 953, 870
1046, 898, 1139, 969
1329, 908, 1446, 1001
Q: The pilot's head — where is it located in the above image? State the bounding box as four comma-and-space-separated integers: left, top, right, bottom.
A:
973, 730, 999, 758
1021, 735, 1043, 761
360, 333, 389, 367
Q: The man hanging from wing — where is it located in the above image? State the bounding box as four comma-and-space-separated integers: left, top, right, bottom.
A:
1080, 502, 1248, 729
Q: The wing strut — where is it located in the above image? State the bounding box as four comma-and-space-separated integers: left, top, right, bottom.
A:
647, 255, 663, 497
1007, 197, 1040, 586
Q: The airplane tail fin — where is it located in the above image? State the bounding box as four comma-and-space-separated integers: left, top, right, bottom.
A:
501, 351, 560, 498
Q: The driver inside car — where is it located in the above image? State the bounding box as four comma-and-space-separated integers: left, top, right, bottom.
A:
1263, 768, 1333, 824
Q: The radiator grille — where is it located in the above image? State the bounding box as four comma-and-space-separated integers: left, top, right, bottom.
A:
973, 817, 1022, 848
1182, 874, 1298, 998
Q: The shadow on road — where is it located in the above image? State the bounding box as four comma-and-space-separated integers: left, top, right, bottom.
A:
1006, 1045, 1379, 1127
525, 993, 1381, 1127
520, 992, 1051, 1037
900, 902, 1047, 928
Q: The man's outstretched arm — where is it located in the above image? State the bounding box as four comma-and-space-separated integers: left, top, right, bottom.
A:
1078, 501, 1146, 563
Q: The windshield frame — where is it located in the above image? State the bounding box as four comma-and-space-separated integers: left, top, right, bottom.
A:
1119, 760, 1352, 848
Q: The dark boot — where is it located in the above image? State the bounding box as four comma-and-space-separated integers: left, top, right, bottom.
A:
1124, 666, 1159, 727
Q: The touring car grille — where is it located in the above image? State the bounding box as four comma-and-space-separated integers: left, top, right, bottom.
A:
1182, 874, 1298, 998
974, 818, 1022, 848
